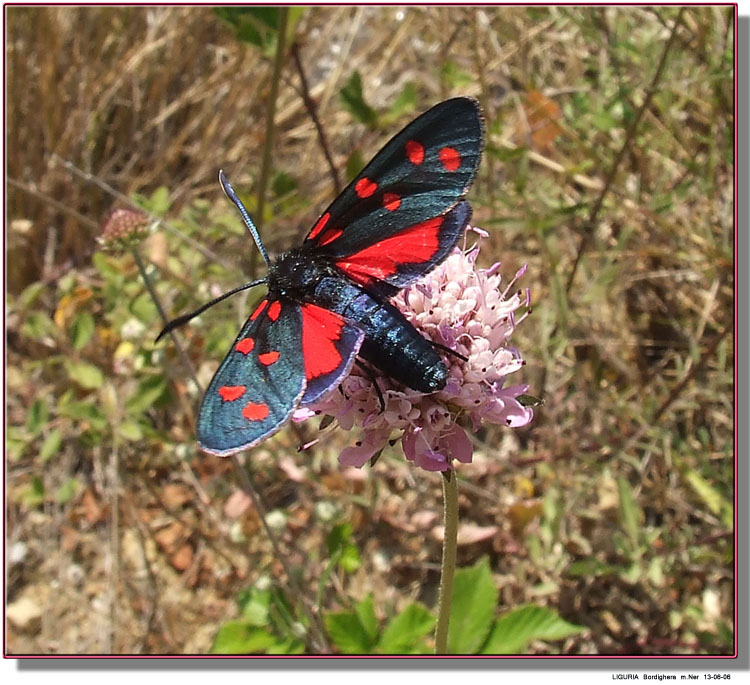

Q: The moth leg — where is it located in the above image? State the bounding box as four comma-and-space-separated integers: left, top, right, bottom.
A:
431, 340, 468, 363
355, 359, 385, 412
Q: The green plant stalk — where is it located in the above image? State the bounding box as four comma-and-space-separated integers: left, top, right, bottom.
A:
434, 469, 458, 654
250, 6, 289, 277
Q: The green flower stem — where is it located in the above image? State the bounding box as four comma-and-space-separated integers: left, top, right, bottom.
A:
132, 248, 200, 389
435, 469, 458, 654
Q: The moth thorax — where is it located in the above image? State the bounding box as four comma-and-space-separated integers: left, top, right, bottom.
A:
268, 248, 324, 298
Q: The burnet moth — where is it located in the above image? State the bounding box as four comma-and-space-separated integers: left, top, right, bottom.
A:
158, 97, 484, 456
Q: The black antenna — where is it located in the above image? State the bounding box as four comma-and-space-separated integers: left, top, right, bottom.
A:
219, 169, 271, 266
155, 277, 266, 342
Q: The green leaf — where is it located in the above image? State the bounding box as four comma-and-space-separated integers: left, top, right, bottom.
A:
684, 470, 733, 529
339, 543, 361, 573
340, 72, 378, 128
378, 602, 435, 654
591, 109, 620, 132
266, 637, 306, 655
26, 398, 49, 435
483, 604, 586, 654
354, 595, 379, 645
125, 375, 167, 415
440, 60, 474, 89
117, 420, 144, 442
18, 281, 45, 308
22, 311, 57, 342
65, 360, 104, 390
381, 83, 417, 126
70, 311, 95, 350
215, 6, 280, 52
447, 557, 498, 654
617, 476, 643, 550
6, 426, 30, 462
211, 620, 278, 654
566, 558, 619, 578
58, 394, 107, 430
327, 522, 352, 553
148, 186, 170, 215
325, 609, 377, 654
21, 476, 45, 509
39, 429, 63, 463
272, 170, 297, 198
56, 477, 80, 504
327, 522, 361, 573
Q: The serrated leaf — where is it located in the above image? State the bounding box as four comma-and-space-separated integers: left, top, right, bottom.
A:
483, 604, 586, 654
40, 429, 63, 463
378, 602, 435, 654
325, 610, 377, 654
70, 311, 95, 350
211, 620, 277, 654
447, 557, 498, 654
340, 72, 378, 128
65, 360, 104, 389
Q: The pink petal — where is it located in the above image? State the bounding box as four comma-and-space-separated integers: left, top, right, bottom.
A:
440, 424, 473, 464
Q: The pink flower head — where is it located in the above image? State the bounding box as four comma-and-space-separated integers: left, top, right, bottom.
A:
99, 208, 151, 252
298, 227, 533, 472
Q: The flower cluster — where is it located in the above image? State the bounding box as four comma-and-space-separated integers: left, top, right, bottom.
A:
99, 208, 151, 251
298, 227, 534, 472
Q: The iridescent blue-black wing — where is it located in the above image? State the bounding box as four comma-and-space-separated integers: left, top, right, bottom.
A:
197, 297, 363, 455
303, 97, 483, 295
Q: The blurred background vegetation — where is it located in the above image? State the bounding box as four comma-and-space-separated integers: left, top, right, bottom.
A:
5, 6, 735, 655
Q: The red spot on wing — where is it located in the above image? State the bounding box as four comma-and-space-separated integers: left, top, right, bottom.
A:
250, 299, 268, 320
406, 140, 425, 165
301, 304, 345, 380
439, 147, 461, 171
218, 385, 246, 402
383, 192, 401, 211
258, 351, 280, 366
335, 216, 444, 284
308, 212, 330, 241
355, 177, 378, 198
242, 401, 269, 422
318, 227, 343, 246
267, 301, 281, 321
235, 338, 255, 355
